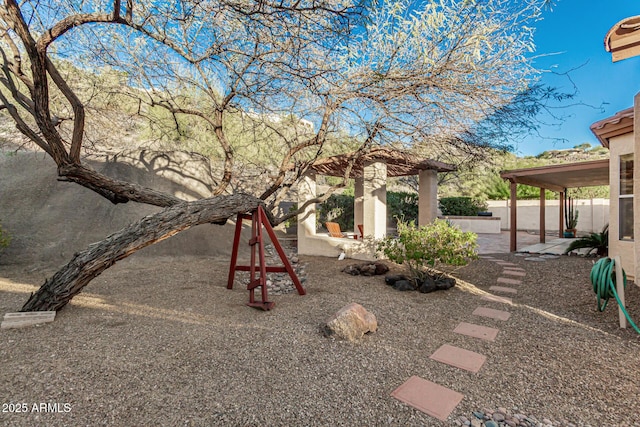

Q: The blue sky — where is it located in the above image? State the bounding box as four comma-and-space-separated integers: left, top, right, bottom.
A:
515, 0, 640, 156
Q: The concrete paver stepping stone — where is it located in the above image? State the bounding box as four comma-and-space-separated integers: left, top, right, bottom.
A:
496, 262, 516, 266
481, 294, 513, 305
502, 270, 526, 277
391, 376, 464, 421
497, 277, 522, 285
472, 307, 511, 321
2, 311, 56, 329
503, 266, 525, 271
489, 286, 517, 294
453, 322, 499, 341
525, 257, 547, 262
430, 344, 487, 373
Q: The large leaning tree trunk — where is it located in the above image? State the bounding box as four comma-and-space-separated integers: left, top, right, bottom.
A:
21, 194, 262, 312
0, 0, 352, 313
2, 0, 550, 313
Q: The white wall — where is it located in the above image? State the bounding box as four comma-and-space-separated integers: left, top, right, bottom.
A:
486, 199, 609, 233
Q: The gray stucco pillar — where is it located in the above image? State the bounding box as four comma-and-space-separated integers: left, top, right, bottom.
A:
363, 161, 387, 239
418, 169, 438, 226
354, 176, 364, 236
634, 92, 640, 280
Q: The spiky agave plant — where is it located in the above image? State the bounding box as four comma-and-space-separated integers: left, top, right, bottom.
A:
564, 224, 608, 256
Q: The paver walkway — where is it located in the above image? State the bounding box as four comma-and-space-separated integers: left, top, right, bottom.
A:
391, 254, 529, 422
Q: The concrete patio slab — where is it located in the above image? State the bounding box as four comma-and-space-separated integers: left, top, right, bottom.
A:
476, 231, 541, 254
391, 376, 464, 421
518, 238, 575, 255
472, 307, 511, 321
489, 286, 518, 294
430, 344, 487, 373
481, 294, 513, 305
453, 322, 499, 341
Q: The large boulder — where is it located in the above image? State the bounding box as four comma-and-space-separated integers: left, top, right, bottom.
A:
322, 303, 377, 341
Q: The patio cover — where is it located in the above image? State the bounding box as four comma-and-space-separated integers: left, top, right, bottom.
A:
500, 159, 610, 193
500, 159, 610, 251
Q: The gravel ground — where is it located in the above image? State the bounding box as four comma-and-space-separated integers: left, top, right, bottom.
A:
1, 252, 639, 426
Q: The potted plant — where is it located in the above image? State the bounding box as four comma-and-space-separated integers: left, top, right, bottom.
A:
564, 195, 579, 238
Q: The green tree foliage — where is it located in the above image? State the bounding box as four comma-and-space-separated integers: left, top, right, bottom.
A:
484, 176, 551, 200
439, 197, 488, 216
317, 194, 355, 232
376, 219, 478, 280
387, 192, 419, 225
317, 191, 420, 231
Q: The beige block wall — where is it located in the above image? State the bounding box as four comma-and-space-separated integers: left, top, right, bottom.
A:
486, 199, 609, 233
610, 132, 635, 279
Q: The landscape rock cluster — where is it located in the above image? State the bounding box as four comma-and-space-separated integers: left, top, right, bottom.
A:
384, 274, 456, 293
458, 407, 580, 427
235, 243, 307, 296
341, 261, 389, 276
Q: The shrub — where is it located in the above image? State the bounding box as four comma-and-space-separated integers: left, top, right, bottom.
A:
317, 191, 420, 231
283, 203, 298, 229
0, 221, 11, 252
317, 194, 354, 232
376, 219, 478, 281
387, 191, 419, 225
439, 197, 488, 216
564, 224, 608, 257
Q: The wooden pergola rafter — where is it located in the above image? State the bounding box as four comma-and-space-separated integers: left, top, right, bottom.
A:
309, 147, 456, 177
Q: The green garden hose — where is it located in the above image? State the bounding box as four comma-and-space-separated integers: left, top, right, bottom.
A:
589, 257, 640, 334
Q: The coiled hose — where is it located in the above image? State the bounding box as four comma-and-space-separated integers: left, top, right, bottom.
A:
590, 257, 640, 334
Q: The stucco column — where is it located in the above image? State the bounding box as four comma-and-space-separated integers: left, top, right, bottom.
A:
510, 180, 517, 252
634, 92, 640, 280
354, 176, 364, 236
418, 169, 438, 226
297, 173, 317, 239
363, 161, 387, 239
559, 191, 565, 238
539, 188, 546, 243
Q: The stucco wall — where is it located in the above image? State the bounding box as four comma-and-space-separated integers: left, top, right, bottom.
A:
486, 199, 609, 234
609, 132, 635, 279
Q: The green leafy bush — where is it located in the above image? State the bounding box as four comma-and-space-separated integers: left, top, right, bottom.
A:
317, 191, 419, 231
439, 197, 488, 216
376, 219, 478, 280
564, 224, 608, 257
317, 194, 354, 231
387, 191, 419, 225
0, 221, 11, 252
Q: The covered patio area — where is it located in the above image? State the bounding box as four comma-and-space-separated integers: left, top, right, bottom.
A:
297, 147, 455, 260
500, 159, 610, 252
